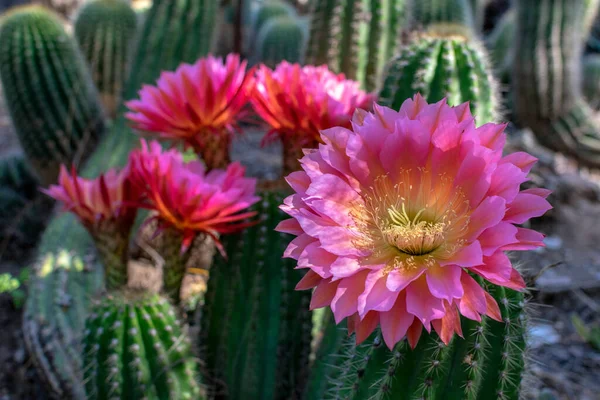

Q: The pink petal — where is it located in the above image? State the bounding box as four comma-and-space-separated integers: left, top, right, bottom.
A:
295, 270, 322, 290
440, 241, 483, 268
283, 234, 316, 259
504, 193, 552, 224
358, 269, 400, 317
405, 276, 446, 330
478, 223, 519, 256
330, 270, 369, 323
406, 319, 423, 349
503, 228, 545, 251
426, 264, 464, 301
386, 265, 426, 292
466, 196, 507, 240
501, 152, 538, 173
310, 279, 340, 310
458, 273, 487, 322
484, 291, 503, 322
274, 218, 303, 235
380, 294, 414, 350
432, 304, 463, 345
469, 252, 513, 282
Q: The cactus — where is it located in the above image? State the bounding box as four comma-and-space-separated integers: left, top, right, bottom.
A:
486, 8, 514, 84
74, 0, 138, 118
200, 191, 313, 400
305, 283, 527, 400
583, 54, 600, 109
253, 1, 295, 35
0, 6, 106, 186
378, 32, 498, 124
0, 154, 52, 259
470, 0, 487, 32
255, 16, 306, 67
513, 0, 600, 167
23, 0, 219, 397
304, 0, 407, 90
406, 0, 474, 31
83, 291, 201, 400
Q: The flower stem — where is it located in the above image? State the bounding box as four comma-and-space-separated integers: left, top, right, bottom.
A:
281, 134, 319, 176
194, 130, 232, 171
160, 230, 193, 305
92, 227, 130, 290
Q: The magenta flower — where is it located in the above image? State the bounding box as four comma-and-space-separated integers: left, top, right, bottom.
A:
128, 140, 260, 252
277, 95, 552, 349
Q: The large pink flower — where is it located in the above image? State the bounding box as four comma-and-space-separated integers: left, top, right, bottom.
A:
250, 62, 373, 174
125, 54, 253, 169
128, 140, 260, 251
43, 164, 137, 230
277, 95, 552, 350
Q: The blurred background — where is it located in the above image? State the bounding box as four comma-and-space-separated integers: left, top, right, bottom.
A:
0, 0, 598, 399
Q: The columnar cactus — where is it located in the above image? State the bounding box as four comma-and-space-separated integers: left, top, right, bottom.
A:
486, 8, 514, 84
255, 16, 306, 67
74, 0, 138, 118
200, 191, 313, 400
83, 291, 201, 400
304, 0, 407, 90
306, 285, 526, 400
0, 6, 106, 185
512, 0, 600, 167
253, 1, 294, 35
470, 0, 487, 32
406, 0, 474, 31
24, 0, 220, 396
378, 32, 498, 124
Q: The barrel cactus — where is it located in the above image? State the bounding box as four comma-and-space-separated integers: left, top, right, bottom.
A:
0, 5, 106, 185
379, 32, 498, 124
304, 0, 407, 90
74, 0, 138, 118
83, 291, 201, 400
255, 16, 306, 67
513, 0, 600, 167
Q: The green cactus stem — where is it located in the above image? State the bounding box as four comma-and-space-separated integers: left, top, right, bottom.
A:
200, 191, 313, 400
255, 16, 306, 68
379, 31, 498, 124
583, 54, 600, 110
83, 290, 202, 400
486, 8, 514, 84
0, 5, 106, 185
304, 0, 407, 91
512, 0, 600, 167
305, 283, 527, 400
74, 0, 138, 118
406, 0, 475, 31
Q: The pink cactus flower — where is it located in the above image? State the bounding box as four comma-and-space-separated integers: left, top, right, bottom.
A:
125, 54, 254, 169
43, 165, 137, 230
277, 95, 552, 350
128, 140, 260, 252
250, 62, 373, 174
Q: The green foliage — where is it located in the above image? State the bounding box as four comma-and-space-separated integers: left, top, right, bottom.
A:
200, 191, 313, 400
255, 16, 306, 67
0, 5, 106, 185
379, 33, 498, 124
83, 291, 201, 400
306, 284, 526, 400
304, 0, 407, 90
74, 0, 138, 118
572, 314, 600, 350
407, 0, 474, 31
513, 0, 600, 167
23, 0, 219, 397
0, 271, 27, 308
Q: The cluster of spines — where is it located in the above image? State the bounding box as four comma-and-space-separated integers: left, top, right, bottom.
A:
82, 292, 201, 399
310, 282, 526, 400
379, 34, 497, 124
0, 5, 105, 185
74, 0, 138, 118
255, 16, 306, 68
200, 191, 313, 400
305, 0, 406, 90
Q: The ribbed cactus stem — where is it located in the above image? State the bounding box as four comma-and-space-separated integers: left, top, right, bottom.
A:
74, 0, 138, 118
0, 5, 105, 185
90, 226, 130, 290
255, 16, 306, 68
201, 192, 313, 400
83, 291, 202, 400
306, 282, 527, 400
304, 0, 406, 90
513, 0, 600, 167
379, 32, 498, 124
194, 130, 232, 171
157, 229, 194, 305
407, 0, 475, 31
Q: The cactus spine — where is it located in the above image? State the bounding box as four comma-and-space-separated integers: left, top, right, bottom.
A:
74, 0, 138, 118
255, 16, 306, 68
512, 0, 600, 167
306, 284, 526, 400
406, 0, 474, 31
0, 6, 106, 185
83, 291, 201, 400
304, 0, 407, 91
379, 33, 498, 124
24, 0, 219, 397
200, 191, 313, 400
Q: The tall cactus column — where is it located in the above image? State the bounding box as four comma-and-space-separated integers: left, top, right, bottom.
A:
512, 0, 600, 167
0, 6, 106, 185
